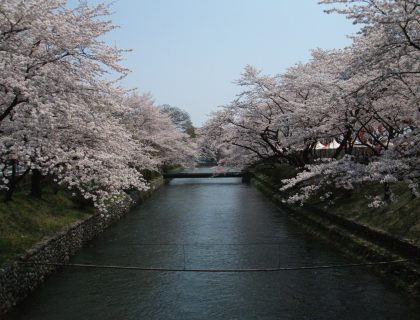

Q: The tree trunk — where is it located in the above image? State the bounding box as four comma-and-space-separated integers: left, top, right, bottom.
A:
383, 182, 391, 203
30, 169, 42, 198
5, 187, 14, 202
4, 161, 16, 202
53, 183, 60, 195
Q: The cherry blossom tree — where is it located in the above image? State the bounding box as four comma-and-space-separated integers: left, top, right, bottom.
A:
200, 64, 320, 169
0, 0, 145, 209
200, 56, 351, 169
203, 0, 419, 205
122, 92, 197, 170
0, 0, 128, 124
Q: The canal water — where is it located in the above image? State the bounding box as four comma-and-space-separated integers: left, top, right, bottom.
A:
7, 172, 420, 319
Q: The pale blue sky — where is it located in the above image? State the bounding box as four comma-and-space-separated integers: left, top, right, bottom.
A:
72, 0, 358, 126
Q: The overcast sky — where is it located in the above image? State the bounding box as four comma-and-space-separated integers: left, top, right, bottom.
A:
73, 0, 359, 126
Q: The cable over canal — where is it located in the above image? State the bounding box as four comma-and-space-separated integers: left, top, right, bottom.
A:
18, 258, 419, 273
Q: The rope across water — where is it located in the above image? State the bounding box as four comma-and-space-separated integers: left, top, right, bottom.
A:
18, 258, 419, 273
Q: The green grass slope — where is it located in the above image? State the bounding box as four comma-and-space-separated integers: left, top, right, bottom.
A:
0, 188, 92, 266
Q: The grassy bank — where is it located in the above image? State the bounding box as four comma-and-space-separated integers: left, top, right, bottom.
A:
0, 188, 93, 266
254, 163, 420, 246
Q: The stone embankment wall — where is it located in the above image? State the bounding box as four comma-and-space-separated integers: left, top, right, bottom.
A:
250, 173, 420, 298
0, 177, 164, 316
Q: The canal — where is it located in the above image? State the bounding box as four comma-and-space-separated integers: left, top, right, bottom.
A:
7, 171, 420, 319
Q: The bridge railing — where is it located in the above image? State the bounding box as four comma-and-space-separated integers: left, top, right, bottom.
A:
163, 172, 244, 179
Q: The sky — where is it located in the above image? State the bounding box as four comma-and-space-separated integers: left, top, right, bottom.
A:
72, 0, 359, 126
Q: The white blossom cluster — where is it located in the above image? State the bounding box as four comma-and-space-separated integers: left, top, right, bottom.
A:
0, 0, 197, 210
201, 0, 419, 204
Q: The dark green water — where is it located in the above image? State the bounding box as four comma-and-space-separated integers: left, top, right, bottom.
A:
7, 173, 420, 319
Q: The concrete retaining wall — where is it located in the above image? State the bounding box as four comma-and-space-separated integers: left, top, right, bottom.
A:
0, 177, 164, 316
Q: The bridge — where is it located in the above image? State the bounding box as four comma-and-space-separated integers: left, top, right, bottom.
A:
163, 172, 244, 179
